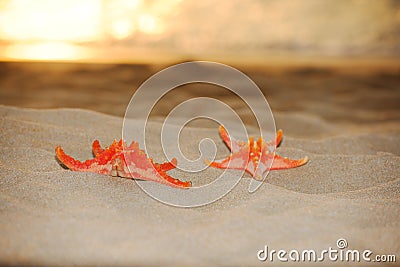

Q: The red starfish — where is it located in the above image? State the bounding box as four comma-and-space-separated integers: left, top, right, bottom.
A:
206, 126, 308, 179
55, 139, 191, 188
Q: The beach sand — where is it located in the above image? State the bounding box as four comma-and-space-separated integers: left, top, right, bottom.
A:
0, 62, 399, 266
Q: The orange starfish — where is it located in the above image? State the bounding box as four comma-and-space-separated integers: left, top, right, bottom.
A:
206, 126, 308, 179
55, 139, 191, 188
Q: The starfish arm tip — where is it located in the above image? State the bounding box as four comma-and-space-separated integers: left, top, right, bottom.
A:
55, 146, 66, 160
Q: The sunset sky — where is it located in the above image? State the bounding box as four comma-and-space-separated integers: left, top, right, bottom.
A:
0, 0, 399, 62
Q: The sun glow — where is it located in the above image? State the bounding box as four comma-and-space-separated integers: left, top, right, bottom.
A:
0, 0, 102, 42
4, 42, 92, 61
0, 0, 171, 61
111, 19, 135, 39
138, 14, 162, 34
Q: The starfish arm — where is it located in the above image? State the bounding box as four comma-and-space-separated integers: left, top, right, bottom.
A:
270, 154, 309, 170
266, 129, 283, 147
55, 146, 113, 175
275, 129, 283, 147
122, 157, 191, 188
219, 125, 244, 152
205, 156, 233, 169
122, 142, 191, 188
205, 149, 249, 170
153, 158, 177, 172
219, 125, 232, 150
153, 163, 191, 188
92, 140, 105, 156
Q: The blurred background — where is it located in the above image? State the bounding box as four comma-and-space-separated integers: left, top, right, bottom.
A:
0, 0, 399, 130
0, 0, 399, 62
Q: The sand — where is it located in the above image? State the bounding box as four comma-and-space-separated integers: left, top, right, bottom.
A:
0, 62, 399, 266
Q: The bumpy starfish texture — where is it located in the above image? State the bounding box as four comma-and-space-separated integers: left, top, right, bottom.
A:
56, 139, 191, 188
206, 126, 308, 179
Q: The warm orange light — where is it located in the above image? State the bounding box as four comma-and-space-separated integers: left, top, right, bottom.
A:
137, 14, 164, 34
4, 42, 91, 60
0, 0, 176, 61
111, 19, 135, 39
0, 0, 103, 42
